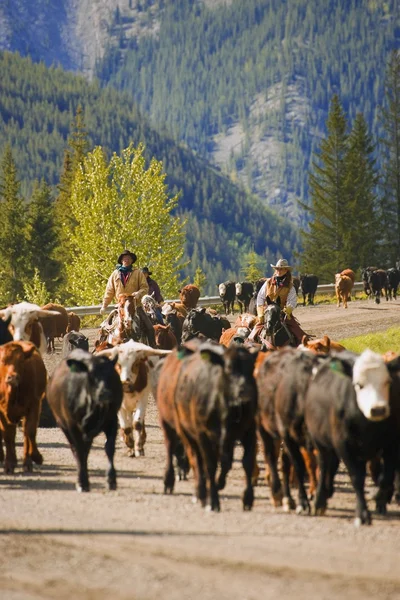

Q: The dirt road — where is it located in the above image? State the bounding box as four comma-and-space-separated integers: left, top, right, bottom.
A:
1, 299, 400, 600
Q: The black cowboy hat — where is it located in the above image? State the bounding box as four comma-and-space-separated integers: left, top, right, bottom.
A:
117, 249, 137, 264
142, 266, 152, 276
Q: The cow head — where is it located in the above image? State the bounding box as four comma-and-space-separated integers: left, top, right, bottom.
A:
352, 349, 391, 421
0, 302, 59, 353
98, 339, 171, 391
235, 282, 242, 295
218, 283, 226, 297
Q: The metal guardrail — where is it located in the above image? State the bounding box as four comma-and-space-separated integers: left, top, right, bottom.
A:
66, 282, 365, 318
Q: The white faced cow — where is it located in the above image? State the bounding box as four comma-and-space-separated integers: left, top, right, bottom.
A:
99, 340, 171, 457
0, 302, 59, 355
352, 349, 391, 421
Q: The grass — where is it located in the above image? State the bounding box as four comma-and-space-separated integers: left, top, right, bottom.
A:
339, 326, 400, 354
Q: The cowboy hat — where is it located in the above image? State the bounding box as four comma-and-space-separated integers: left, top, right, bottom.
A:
141, 266, 152, 276
270, 258, 293, 270
117, 249, 137, 264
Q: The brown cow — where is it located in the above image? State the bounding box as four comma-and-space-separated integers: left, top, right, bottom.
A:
157, 341, 258, 511
154, 324, 178, 350
179, 284, 200, 309
219, 326, 250, 347
0, 341, 46, 473
299, 334, 346, 353
335, 273, 353, 308
40, 303, 69, 353
67, 311, 81, 333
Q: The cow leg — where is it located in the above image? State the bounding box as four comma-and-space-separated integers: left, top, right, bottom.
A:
22, 409, 43, 472
133, 395, 148, 457
281, 447, 296, 512
217, 433, 235, 491
2, 422, 17, 474
65, 426, 91, 492
118, 407, 135, 454
160, 420, 178, 494
199, 432, 220, 512
182, 429, 207, 507
300, 445, 318, 499
103, 416, 118, 491
258, 427, 283, 507
313, 445, 334, 516
283, 437, 310, 514
374, 444, 396, 515
339, 445, 370, 526
240, 425, 256, 510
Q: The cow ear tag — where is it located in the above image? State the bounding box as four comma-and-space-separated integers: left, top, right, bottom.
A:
67, 360, 88, 373
329, 359, 345, 375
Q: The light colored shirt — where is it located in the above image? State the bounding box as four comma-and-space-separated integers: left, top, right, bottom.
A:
257, 280, 297, 310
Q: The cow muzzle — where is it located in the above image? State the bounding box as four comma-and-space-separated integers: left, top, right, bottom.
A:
6, 373, 19, 387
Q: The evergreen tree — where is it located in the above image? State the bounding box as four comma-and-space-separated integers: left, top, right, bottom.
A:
343, 113, 380, 270
301, 95, 349, 281
193, 266, 207, 294
240, 249, 265, 283
0, 146, 28, 303
379, 50, 400, 265
27, 179, 61, 296
65, 143, 187, 304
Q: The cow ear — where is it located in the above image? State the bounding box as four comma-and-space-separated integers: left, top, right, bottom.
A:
386, 355, 400, 374
20, 342, 37, 358
200, 307, 206, 314
266, 296, 272, 305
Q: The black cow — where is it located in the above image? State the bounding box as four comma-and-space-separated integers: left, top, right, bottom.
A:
181, 307, 230, 342
361, 266, 378, 297
61, 331, 89, 358
218, 281, 236, 315
387, 268, 400, 300
304, 350, 398, 525
300, 274, 319, 306
0, 315, 13, 345
47, 349, 123, 492
368, 269, 388, 304
235, 282, 254, 314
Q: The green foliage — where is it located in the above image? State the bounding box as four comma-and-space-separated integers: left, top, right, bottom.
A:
0, 146, 28, 304
23, 268, 51, 305
193, 267, 207, 294
240, 249, 265, 283
65, 144, 187, 304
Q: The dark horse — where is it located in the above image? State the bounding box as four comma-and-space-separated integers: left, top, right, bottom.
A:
260, 297, 296, 349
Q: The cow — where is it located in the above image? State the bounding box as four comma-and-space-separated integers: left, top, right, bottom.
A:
299, 274, 319, 306
181, 307, 229, 343
219, 326, 250, 347
61, 331, 90, 358
256, 347, 322, 512
361, 266, 378, 297
304, 349, 398, 525
46, 349, 123, 492
235, 282, 254, 314
218, 281, 236, 315
368, 269, 388, 304
157, 341, 258, 511
161, 303, 184, 344
298, 334, 346, 354
40, 303, 69, 353
67, 311, 81, 333
0, 341, 46, 473
98, 340, 171, 457
387, 268, 400, 300
179, 284, 200, 309
153, 324, 178, 350
335, 273, 353, 308
292, 276, 300, 295
0, 302, 59, 355
234, 313, 257, 329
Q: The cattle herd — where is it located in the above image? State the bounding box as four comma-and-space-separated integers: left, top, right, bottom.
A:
1, 271, 400, 529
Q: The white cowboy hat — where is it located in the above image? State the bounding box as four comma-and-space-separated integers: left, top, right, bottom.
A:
270, 258, 293, 270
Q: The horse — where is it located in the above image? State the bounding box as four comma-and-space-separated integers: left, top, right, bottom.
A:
259, 297, 296, 350
99, 295, 156, 347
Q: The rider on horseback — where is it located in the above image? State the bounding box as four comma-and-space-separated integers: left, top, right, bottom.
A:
100, 249, 156, 347
256, 258, 308, 345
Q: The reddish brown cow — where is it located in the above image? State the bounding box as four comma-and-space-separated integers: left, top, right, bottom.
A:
340, 268, 356, 285
179, 284, 200, 309
335, 274, 353, 308
67, 311, 81, 333
299, 334, 346, 353
154, 324, 178, 350
0, 341, 46, 473
40, 303, 69, 353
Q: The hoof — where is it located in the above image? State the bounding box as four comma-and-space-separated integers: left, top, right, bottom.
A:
108, 481, 117, 491
282, 496, 296, 512
313, 505, 326, 516
76, 484, 90, 493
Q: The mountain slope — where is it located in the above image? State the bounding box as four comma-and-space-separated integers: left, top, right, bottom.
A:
0, 50, 300, 293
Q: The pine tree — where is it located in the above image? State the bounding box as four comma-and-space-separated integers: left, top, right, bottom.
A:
27, 179, 61, 297
0, 146, 28, 303
65, 143, 187, 304
379, 50, 400, 265
343, 113, 380, 270
301, 95, 349, 281
240, 248, 265, 283
193, 267, 207, 294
